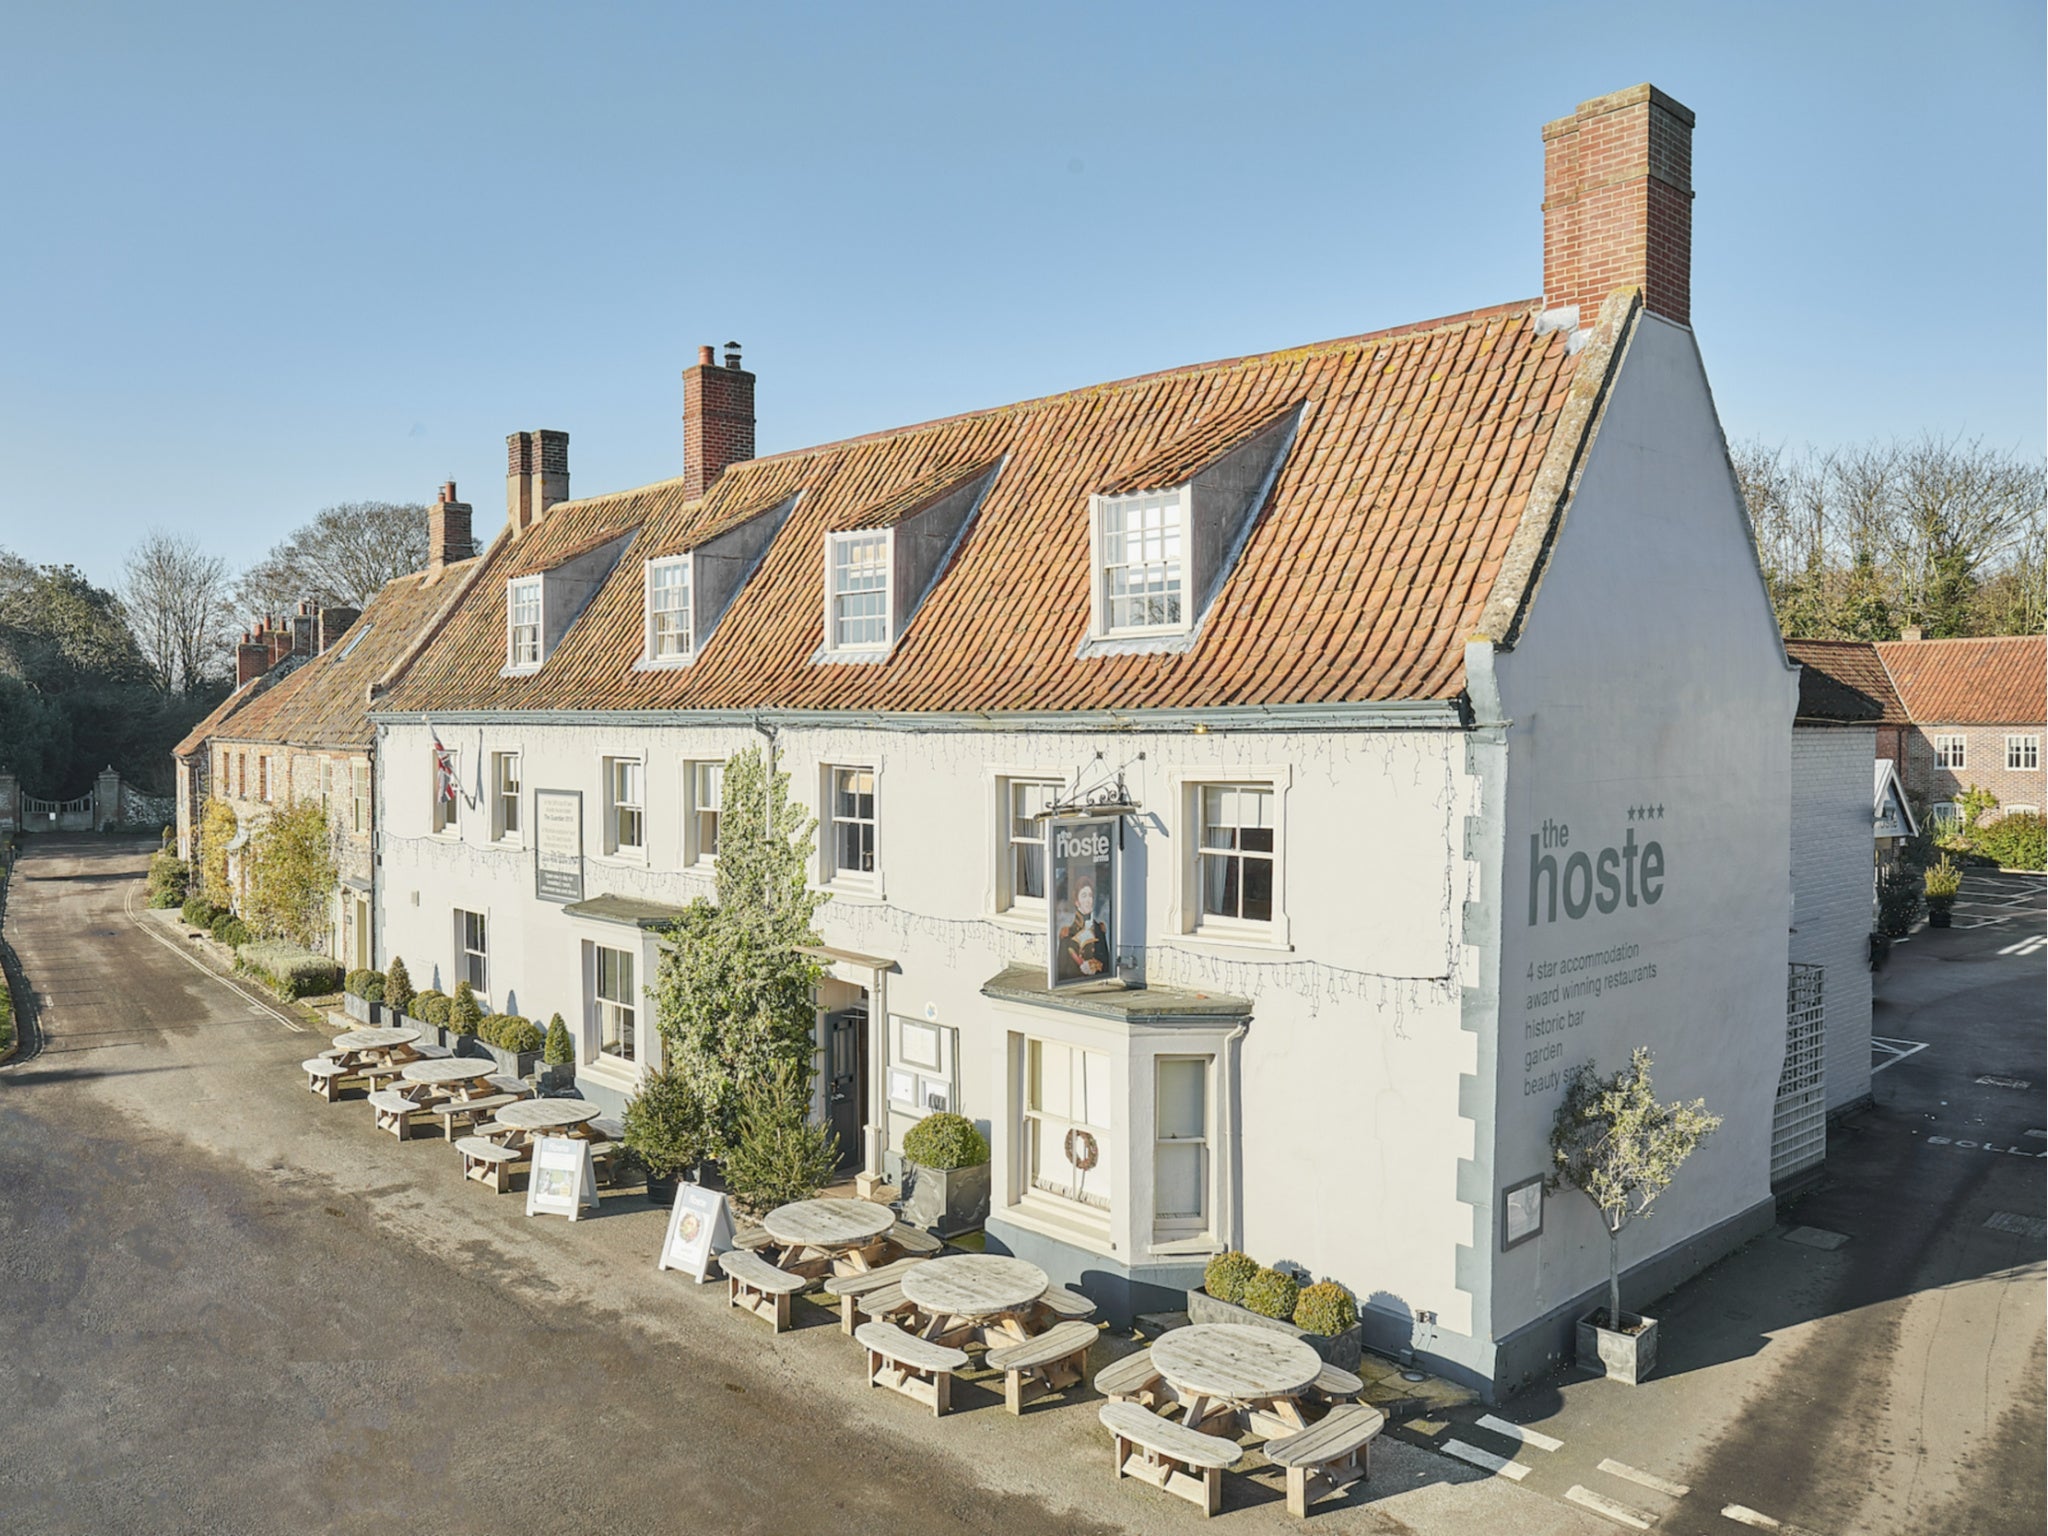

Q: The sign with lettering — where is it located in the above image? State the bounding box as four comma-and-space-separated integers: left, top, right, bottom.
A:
525, 1135, 599, 1220
1048, 815, 1117, 989
533, 789, 584, 903
658, 1182, 736, 1282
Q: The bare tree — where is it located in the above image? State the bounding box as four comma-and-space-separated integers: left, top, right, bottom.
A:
1884, 436, 2044, 637
234, 501, 430, 617
121, 530, 234, 693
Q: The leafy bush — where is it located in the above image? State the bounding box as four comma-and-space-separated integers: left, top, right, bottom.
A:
1876, 861, 1924, 938
0, 971, 15, 1055
211, 913, 251, 948
1203, 1251, 1259, 1305
479, 1014, 541, 1053
236, 941, 343, 1000
1292, 1282, 1359, 1336
182, 897, 221, 929
450, 981, 482, 1035
1924, 855, 1962, 903
1976, 811, 2046, 872
722, 1059, 839, 1214
146, 847, 188, 908
1240, 1267, 1301, 1321
412, 989, 450, 1025
543, 1013, 574, 1067
244, 799, 337, 949
383, 956, 415, 1015
344, 968, 380, 999
362, 974, 385, 1004
623, 1065, 707, 1181
901, 1111, 989, 1171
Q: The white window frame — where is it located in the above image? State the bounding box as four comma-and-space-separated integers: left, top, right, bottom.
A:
594, 944, 637, 1064
432, 748, 461, 836
1934, 734, 1967, 770
258, 755, 272, 803
506, 576, 543, 670
604, 756, 646, 859
644, 555, 694, 665
823, 764, 879, 890
2006, 734, 2039, 771
1153, 1055, 1213, 1242
491, 751, 523, 843
1195, 783, 1278, 934
1091, 487, 1190, 639
351, 759, 370, 835
1929, 801, 1964, 831
684, 759, 723, 867
456, 908, 488, 997
996, 776, 1061, 915
1168, 767, 1291, 948
1021, 1035, 1115, 1227
823, 531, 892, 652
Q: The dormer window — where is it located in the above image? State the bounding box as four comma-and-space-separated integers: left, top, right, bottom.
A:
827, 532, 892, 651
1098, 489, 1186, 635
507, 577, 543, 668
645, 557, 692, 662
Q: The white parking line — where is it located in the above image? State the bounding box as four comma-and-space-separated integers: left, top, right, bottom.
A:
1721, 1505, 1824, 1535
1598, 1457, 1690, 1497
1567, 1485, 1652, 1529
1870, 1037, 1929, 1073
1443, 1439, 1529, 1480
1476, 1413, 1562, 1451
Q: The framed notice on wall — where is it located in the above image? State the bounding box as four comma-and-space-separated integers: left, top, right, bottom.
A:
1502, 1174, 1544, 1250
1048, 814, 1117, 989
533, 789, 584, 903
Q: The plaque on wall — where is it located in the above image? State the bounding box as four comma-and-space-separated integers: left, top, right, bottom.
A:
533, 789, 584, 903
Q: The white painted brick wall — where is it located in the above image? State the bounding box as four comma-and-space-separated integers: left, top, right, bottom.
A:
1790, 726, 1877, 1111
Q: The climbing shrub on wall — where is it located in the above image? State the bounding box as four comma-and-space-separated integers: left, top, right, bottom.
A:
245, 799, 337, 950
198, 799, 236, 908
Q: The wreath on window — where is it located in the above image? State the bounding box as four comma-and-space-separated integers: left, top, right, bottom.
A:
1064, 1127, 1100, 1172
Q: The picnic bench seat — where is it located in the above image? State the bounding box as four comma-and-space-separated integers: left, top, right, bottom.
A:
359, 1060, 410, 1091
1037, 1285, 1099, 1321
1308, 1362, 1364, 1403
302, 1057, 356, 1102
368, 1088, 423, 1140
885, 1222, 943, 1257
823, 1257, 929, 1334
454, 1134, 526, 1193
582, 1140, 623, 1185
413, 1043, 453, 1060
856, 1320, 970, 1417
1099, 1400, 1241, 1518
430, 1092, 518, 1140
1093, 1347, 1167, 1406
721, 1248, 807, 1332
730, 1225, 775, 1253
1264, 1402, 1384, 1518
986, 1318, 1098, 1414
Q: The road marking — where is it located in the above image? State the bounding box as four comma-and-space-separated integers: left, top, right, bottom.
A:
1781, 1225, 1849, 1251
1566, 1485, 1652, 1529
1870, 1037, 1929, 1073
1997, 934, 2047, 955
1721, 1505, 1823, 1535
124, 900, 305, 1034
1475, 1413, 1562, 1451
1975, 1073, 2032, 1089
1443, 1439, 1529, 1480
2026, 1129, 2045, 1140
1922, 1136, 2045, 1158
1985, 1211, 2048, 1240
1598, 1458, 1689, 1497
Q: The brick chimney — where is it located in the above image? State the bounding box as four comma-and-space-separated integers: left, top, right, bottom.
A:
1542, 84, 1695, 328
506, 430, 570, 539
429, 480, 474, 571
682, 341, 755, 499
236, 630, 267, 686
317, 605, 361, 652
1900, 625, 1924, 643
291, 602, 315, 657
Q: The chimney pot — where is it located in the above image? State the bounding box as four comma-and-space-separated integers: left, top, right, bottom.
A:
724, 341, 743, 370
1901, 625, 1924, 643
698, 344, 716, 366
1542, 84, 1695, 329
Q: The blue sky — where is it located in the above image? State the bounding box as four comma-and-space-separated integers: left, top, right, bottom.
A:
3, 1, 2041, 590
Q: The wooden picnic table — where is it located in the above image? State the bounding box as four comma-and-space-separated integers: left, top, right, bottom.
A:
330, 1027, 420, 1057
398, 1058, 499, 1099
1150, 1324, 1322, 1439
761, 1198, 895, 1273
900, 1254, 1049, 1346
489, 1098, 601, 1137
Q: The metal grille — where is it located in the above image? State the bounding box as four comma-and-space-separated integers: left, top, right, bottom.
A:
1772, 963, 1827, 1184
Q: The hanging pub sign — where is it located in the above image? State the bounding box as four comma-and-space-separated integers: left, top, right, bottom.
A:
533, 789, 584, 903
657, 1182, 736, 1283
1048, 813, 1118, 989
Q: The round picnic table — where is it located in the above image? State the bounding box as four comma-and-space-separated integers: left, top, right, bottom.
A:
762, 1198, 896, 1274
900, 1254, 1049, 1345
399, 1058, 498, 1099
1151, 1324, 1322, 1438
489, 1098, 601, 1137
330, 1027, 420, 1056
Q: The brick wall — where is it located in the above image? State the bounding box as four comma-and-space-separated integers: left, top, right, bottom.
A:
1901, 723, 2045, 815
683, 345, 756, 499
1790, 726, 1876, 1112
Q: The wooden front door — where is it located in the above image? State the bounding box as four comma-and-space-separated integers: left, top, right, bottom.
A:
825, 1007, 866, 1169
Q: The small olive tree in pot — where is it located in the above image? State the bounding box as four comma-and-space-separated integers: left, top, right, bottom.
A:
899, 1112, 991, 1236
624, 1066, 708, 1205
1548, 1047, 1719, 1385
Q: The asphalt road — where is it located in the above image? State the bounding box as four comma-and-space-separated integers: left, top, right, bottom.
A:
0, 835, 1614, 1536
1415, 870, 2047, 1535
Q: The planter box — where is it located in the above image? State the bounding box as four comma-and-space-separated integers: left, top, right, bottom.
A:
901, 1159, 990, 1237
456, 1034, 537, 1080
537, 1062, 577, 1096
343, 994, 382, 1025
1186, 1287, 1364, 1372
398, 1016, 446, 1050
1576, 1311, 1658, 1385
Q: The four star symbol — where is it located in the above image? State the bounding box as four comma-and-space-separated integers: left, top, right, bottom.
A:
1625, 804, 1667, 821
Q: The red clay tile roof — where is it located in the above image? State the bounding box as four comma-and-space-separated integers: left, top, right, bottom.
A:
384, 298, 1612, 717
176, 562, 478, 754
1782, 639, 1909, 725
1875, 636, 2046, 726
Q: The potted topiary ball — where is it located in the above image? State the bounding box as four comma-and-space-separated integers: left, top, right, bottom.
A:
1240, 1266, 1301, 1322
540, 1013, 575, 1094
1203, 1251, 1259, 1305
1293, 1282, 1359, 1340
410, 989, 449, 1045
1187, 1256, 1365, 1368
899, 1112, 991, 1237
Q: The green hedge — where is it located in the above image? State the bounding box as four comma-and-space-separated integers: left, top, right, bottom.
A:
237, 941, 344, 1001
0, 970, 14, 1055
412, 989, 450, 1025
182, 897, 221, 929
479, 1013, 542, 1053
1977, 812, 2046, 872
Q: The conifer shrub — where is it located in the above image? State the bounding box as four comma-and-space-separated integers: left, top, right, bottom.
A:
1240, 1266, 1301, 1321
721, 1059, 839, 1214
623, 1065, 707, 1182
1203, 1250, 1259, 1305
1292, 1282, 1359, 1337
450, 980, 482, 1035
543, 1013, 574, 1067
383, 956, 415, 1016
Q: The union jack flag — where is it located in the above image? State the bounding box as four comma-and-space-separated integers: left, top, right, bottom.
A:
431, 726, 456, 805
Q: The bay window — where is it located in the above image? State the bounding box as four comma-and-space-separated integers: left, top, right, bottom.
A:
1023, 1038, 1113, 1215
1154, 1057, 1212, 1239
